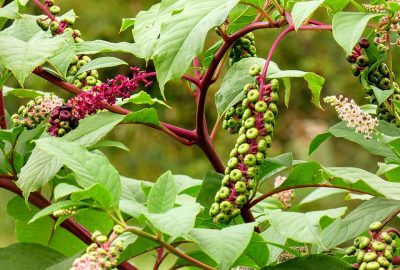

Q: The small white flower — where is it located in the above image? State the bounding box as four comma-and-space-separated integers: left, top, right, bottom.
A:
324, 95, 378, 139
273, 176, 294, 209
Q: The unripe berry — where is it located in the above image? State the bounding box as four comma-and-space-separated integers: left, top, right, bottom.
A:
247, 89, 259, 102
363, 252, 377, 262
246, 127, 258, 139
370, 221, 383, 231
77, 60, 87, 68
271, 79, 279, 92
244, 154, 257, 166
357, 250, 365, 263
238, 143, 250, 154
345, 246, 356, 255
377, 256, 390, 267
244, 117, 256, 128
96, 235, 108, 244
365, 262, 380, 270
220, 201, 233, 213
249, 64, 261, 76
244, 83, 254, 93
226, 107, 235, 117
49, 5, 61, 15
271, 92, 279, 103
215, 213, 231, 224
74, 37, 84, 43
247, 166, 257, 178
257, 139, 266, 152
231, 208, 241, 218
90, 69, 99, 79
235, 181, 247, 194
86, 75, 97, 86
372, 241, 385, 251
242, 108, 252, 120
356, 55, 369, 67
219, 187, 230, 199
91, 231, 102, 241
230, 169, 243, 182
235, 195, 247, 207
269, 103, 278, 115
359, 236, 371, 249
256, 152, 264, 164
49, 21, 59, 32
228, 157, 239, 168
82, 55, 91, 62
255, 101, 268, 112
68, 65, 78, 76
113, 225, 124, 235
359, 262, 367, 270
378, 63, 389, 76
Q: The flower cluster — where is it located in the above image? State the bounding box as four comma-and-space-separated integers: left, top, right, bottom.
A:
11, 94, 63, 130
48, 68, 152, 136
324, 95, 378, 139
53, 206, 77, 217
71, 229, 124, 270
273, 176, 294, 209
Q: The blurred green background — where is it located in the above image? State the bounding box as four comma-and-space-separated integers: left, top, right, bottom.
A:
1, 0, 399, 267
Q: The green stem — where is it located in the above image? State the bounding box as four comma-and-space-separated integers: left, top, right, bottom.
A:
349, 0, 364, 13
125, 226, 217, 270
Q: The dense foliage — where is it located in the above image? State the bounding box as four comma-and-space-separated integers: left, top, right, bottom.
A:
1, 0, 400, 269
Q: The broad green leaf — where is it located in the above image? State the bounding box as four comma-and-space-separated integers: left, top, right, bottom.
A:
333, 12, 383, 54
324, 0, 349, 13
236, 233, 269, 268
308, 132, 332, 156
269, 70, 325, 108
260, 227, 287, 264
228, 1, 259, 33
0, 32, 68, 86
215, 57, 280, 117
203, 40, 222, 68
265, 207, 347, 246
299, 188, 347, 205
88, 140, 130, 152
144, 203, 202, 241
121, 108, 161, 127
120, 199, 148, 219
0, 1, 21, 20
75, 57, 127, 76
1, 15, 42, 41
0, 243, 66, 270
196, 171, 223, 209
261, 255, 353, 270
118, 235, 159, 263
47, 35, 76, 78
63, 111, 124, 147
189, 223, 255, 270
147, 171, 177, 213
292, 0, 325, 30
76, 40, 140, 56
118, 91, 169, 108
153, 0, 239, 95
321, 197, 400, 250
54, 183, 82, 201
29, 200, 87, 223
120, 176, 152, 203
174, 251, 217, 269
17, 138, 121, 204
360, 104, 377, 114
329, 121, 397, 159
3, 86, 49, 98
120, 18, 135, 32
70, 183, 113, 209
175, 174, 202, 195
371, 85, 394, 105
258, 153, 293, 183
45, 256, 78, 270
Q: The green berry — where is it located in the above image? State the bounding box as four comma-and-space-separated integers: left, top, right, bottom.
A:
247, 89, 259, 102
255, 101, 268, 112
64, 17, 75, 25
91, 231, 102, 241
226, 107, 236, 117
220, 201, 233, 213
246, 127, 259, 139
265, 135, 272, 148
359, 236, 371, 249
82, 86, 92, 91
215, 213, 231, 224
384, 248, 393, 260
113, 225, 124, 235
377, 256, 390, 267
245, 32, 254, 40
82, 55, 91, 62
228, 157, 239, 168
76, 72, 87, 80
244, 117, 256, 128
230, 169, 243, 182
379, 63, 389, 76
235, 195, 247, 207
372, 241, 385, 251
379, 78, 391, 90
77, 59, 87, 68
359, 262, 367, 270
249, 64, 261, 76
86, 75, 97, 86
50, 21, 59, 32
209, 203, 220, 216
346, 246, 357, 255
49, 5, 61, 15
247, 166, 257, 178
244, 154, 256, 166
257, 139, 266, 152
230, 148, 238, 157
90, 69, 99, 79
68, 65, 78, 76
235, 181, 247, 194
256, 152, 264, 164
269, 103, 278, 115
231, 208, 241, 218
377, 44, 387, 53
238, 143, 250, 154
370, 221, 383, 231
356, 55, 369, 67
271, 92, 279, 103
354, 236, 361, 248
365, 262, 380, 270
221, 175, 230, 186
363, 252, 377, 262
264, 123, 273, 133
228, 118, 239, 129
242, 108, 252, 120
357, 250, 365, 263
243, 83, 254, 93
271, 79, 279, 92
74, 37, 84, 43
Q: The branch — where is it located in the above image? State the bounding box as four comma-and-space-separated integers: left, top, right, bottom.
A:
0, 86, 6, 129
32, 0, 56, 21
248, 183, 371, 208
382, 207, 400, 227
0, 176, 138, 270
32, 68, 197, 144
125, 226, 216, 270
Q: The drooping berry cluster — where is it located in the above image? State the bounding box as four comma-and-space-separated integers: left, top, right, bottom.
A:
210, 65, 278, 224
228, 33, 257, 65
71, 227, 124, 270
347, 221, 400, 270
36, 0, 101, 91
11, 94, 63, 129
48, 68, 152, 136
346, 38, 400, 127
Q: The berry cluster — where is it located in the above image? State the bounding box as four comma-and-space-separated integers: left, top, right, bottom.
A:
71, 227, 124, 270
48, 68, 152, 137
36, 0, 101, 91
371, 4, 400, 49
53, 206, 77, 217
347, 221, 399, 270
228, 33, 257, 65
11, 94, 63, 130
210, 65, 278, 224
346, 38, 400, 127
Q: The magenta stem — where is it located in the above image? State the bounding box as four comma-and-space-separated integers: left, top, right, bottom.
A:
0, 87, 6, 129
32, 0, 56, 21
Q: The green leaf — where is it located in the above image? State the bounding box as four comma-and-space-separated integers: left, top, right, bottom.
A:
203, 40, 223, 68
215, 57, 280, 117
0, 2, 21, 20
63, 111, 124, 147
260, 227, 287, 264
118, 91, 170, 108
0, 243, 66, 270
321, 197, 400, 250
189, 223, 255, 270
118, 235, 159, 263
47, 35, 76, 78
332, 12, 383, 54
324, 0, 349, 13
54, 183, 82, 201
308, 132, 332, 156
3, 86, 49, 98
329, 121, 397, 159
371, 85, 394, 105
120, 199, 148, 219
237, 233, 269, 268
292, 0, 325, 30
76, 40, 140, 56
196, 171, 223, 209
120, 18, 135, 32
70, 183, 113, 209
261, 255, 353, 270
75, 57, 127, 76
258, 153, 293, 183
0, 32, 68, 86
153, 0, 239, 96
29, 200, 87, 223
228, 1, 259, 33
147, 171, 177, 213
121, 108, 161, 127
265, 207, 347, 246
17, 138, 121, 204
120, 176, 152, 203
144, 203, 202, 241
299, 188, 347, 205
88, 140, 130, 152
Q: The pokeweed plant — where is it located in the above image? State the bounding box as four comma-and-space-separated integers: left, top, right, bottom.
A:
1, 0, 400, 270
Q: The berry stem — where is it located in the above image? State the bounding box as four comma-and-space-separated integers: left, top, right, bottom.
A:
32, 0, 56, 21
382, 207, 400, 227
248, 183, 371, 208
240, 1, 275, 26
125, 226, 217, 270
0, 87, 6, 129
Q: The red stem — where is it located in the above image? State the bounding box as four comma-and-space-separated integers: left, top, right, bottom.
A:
0, 87, 6, 129
0, 176, 137, 270
32, 0, 56, 21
